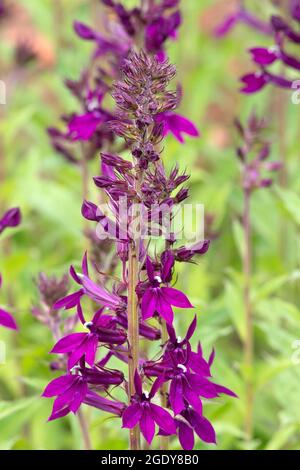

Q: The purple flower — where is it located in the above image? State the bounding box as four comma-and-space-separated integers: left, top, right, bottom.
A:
67, 112, 103, 141
249, 47, 278, 66
141, 257, 193, 324
0, 208, 21, 235
122, 371, 176, 444
54, 253, 124, 311
240, 72, 268, 94
43, 365, 124, 421
176, 407, 216, 449
43, 373, 88, 421
145, 11, 181, 56
156, 112, 200, 143
51, 306, 126, 369
0, 307, 18, 330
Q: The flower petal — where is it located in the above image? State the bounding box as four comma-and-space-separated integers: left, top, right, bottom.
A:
42, 374, 76, 397
0, 308, 18, 330
122, 403, 142, 429
161, 287, 193, 309
178, 420, 195, 450
150, 403, 176, 435
51, 333, 86, 354
169, 378, 185, 415
140, 409, 155, 444
141, 289, 157, 320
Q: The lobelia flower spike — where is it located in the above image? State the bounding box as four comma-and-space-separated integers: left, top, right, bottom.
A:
44, 51, 235, 451
234, 112, 280, 441
49, 0, 198, 170
238, 1, 300, 93
0, 208, 21, 330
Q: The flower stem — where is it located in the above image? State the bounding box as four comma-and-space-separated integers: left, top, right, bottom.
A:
127, 240, 141, 450
77, 408, 92, 450
243, 189, 254, 443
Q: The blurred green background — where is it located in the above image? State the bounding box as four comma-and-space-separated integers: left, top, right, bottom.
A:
1, 0, 300, 450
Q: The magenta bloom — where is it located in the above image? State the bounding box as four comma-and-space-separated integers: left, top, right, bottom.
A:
51, 306, 126, 369
0, 207, 21, 235
43, 373, 88, 421
54, 253, 123, 311
122, 371, 176, 444
0, 307, 18, 330
156, 112, 200, 143
67, 112, 103, 141
175, 407, 216, 449
141, 257, 193, 324
43, 363, 124, 421
240, 72, 268, 93
249, 47, 278, 66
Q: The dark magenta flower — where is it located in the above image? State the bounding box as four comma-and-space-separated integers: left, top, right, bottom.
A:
240, 72, 268, 94
0, 207, 21, 234
122, 371, 176, 444
155, 112, 199, 143
0, 307, 18, 330
43, 373, 88, 421
249, 47, 278, 66
43, 364, 124, 421
141, 257, 193, 324
51, 305, 126, 369
67, 112, 104, 141
175, 407, 216, 449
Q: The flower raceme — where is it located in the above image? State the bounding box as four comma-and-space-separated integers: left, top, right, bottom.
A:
49, 0, 198, 166
44, 52, 235, 450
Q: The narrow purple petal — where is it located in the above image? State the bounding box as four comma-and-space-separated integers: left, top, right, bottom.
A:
161, 287, 193, 309
178, 421, 195, 450
190, 411, 216, 444
0, 308, 18, 330
42, 375, 76, 397
50, 333, 86, 354
140, 409, 155, 444
141, 289, 157, 320
53, 290, 83, 310
169, 378, 185, 415
150, 403, 176, 434
122, 403, 142, 428
85, 335, 98, 367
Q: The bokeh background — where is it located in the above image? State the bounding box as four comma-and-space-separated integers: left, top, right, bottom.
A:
1, 0, 300, 450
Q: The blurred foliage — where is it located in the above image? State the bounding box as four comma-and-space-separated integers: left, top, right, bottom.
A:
0, 0, 300, 450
